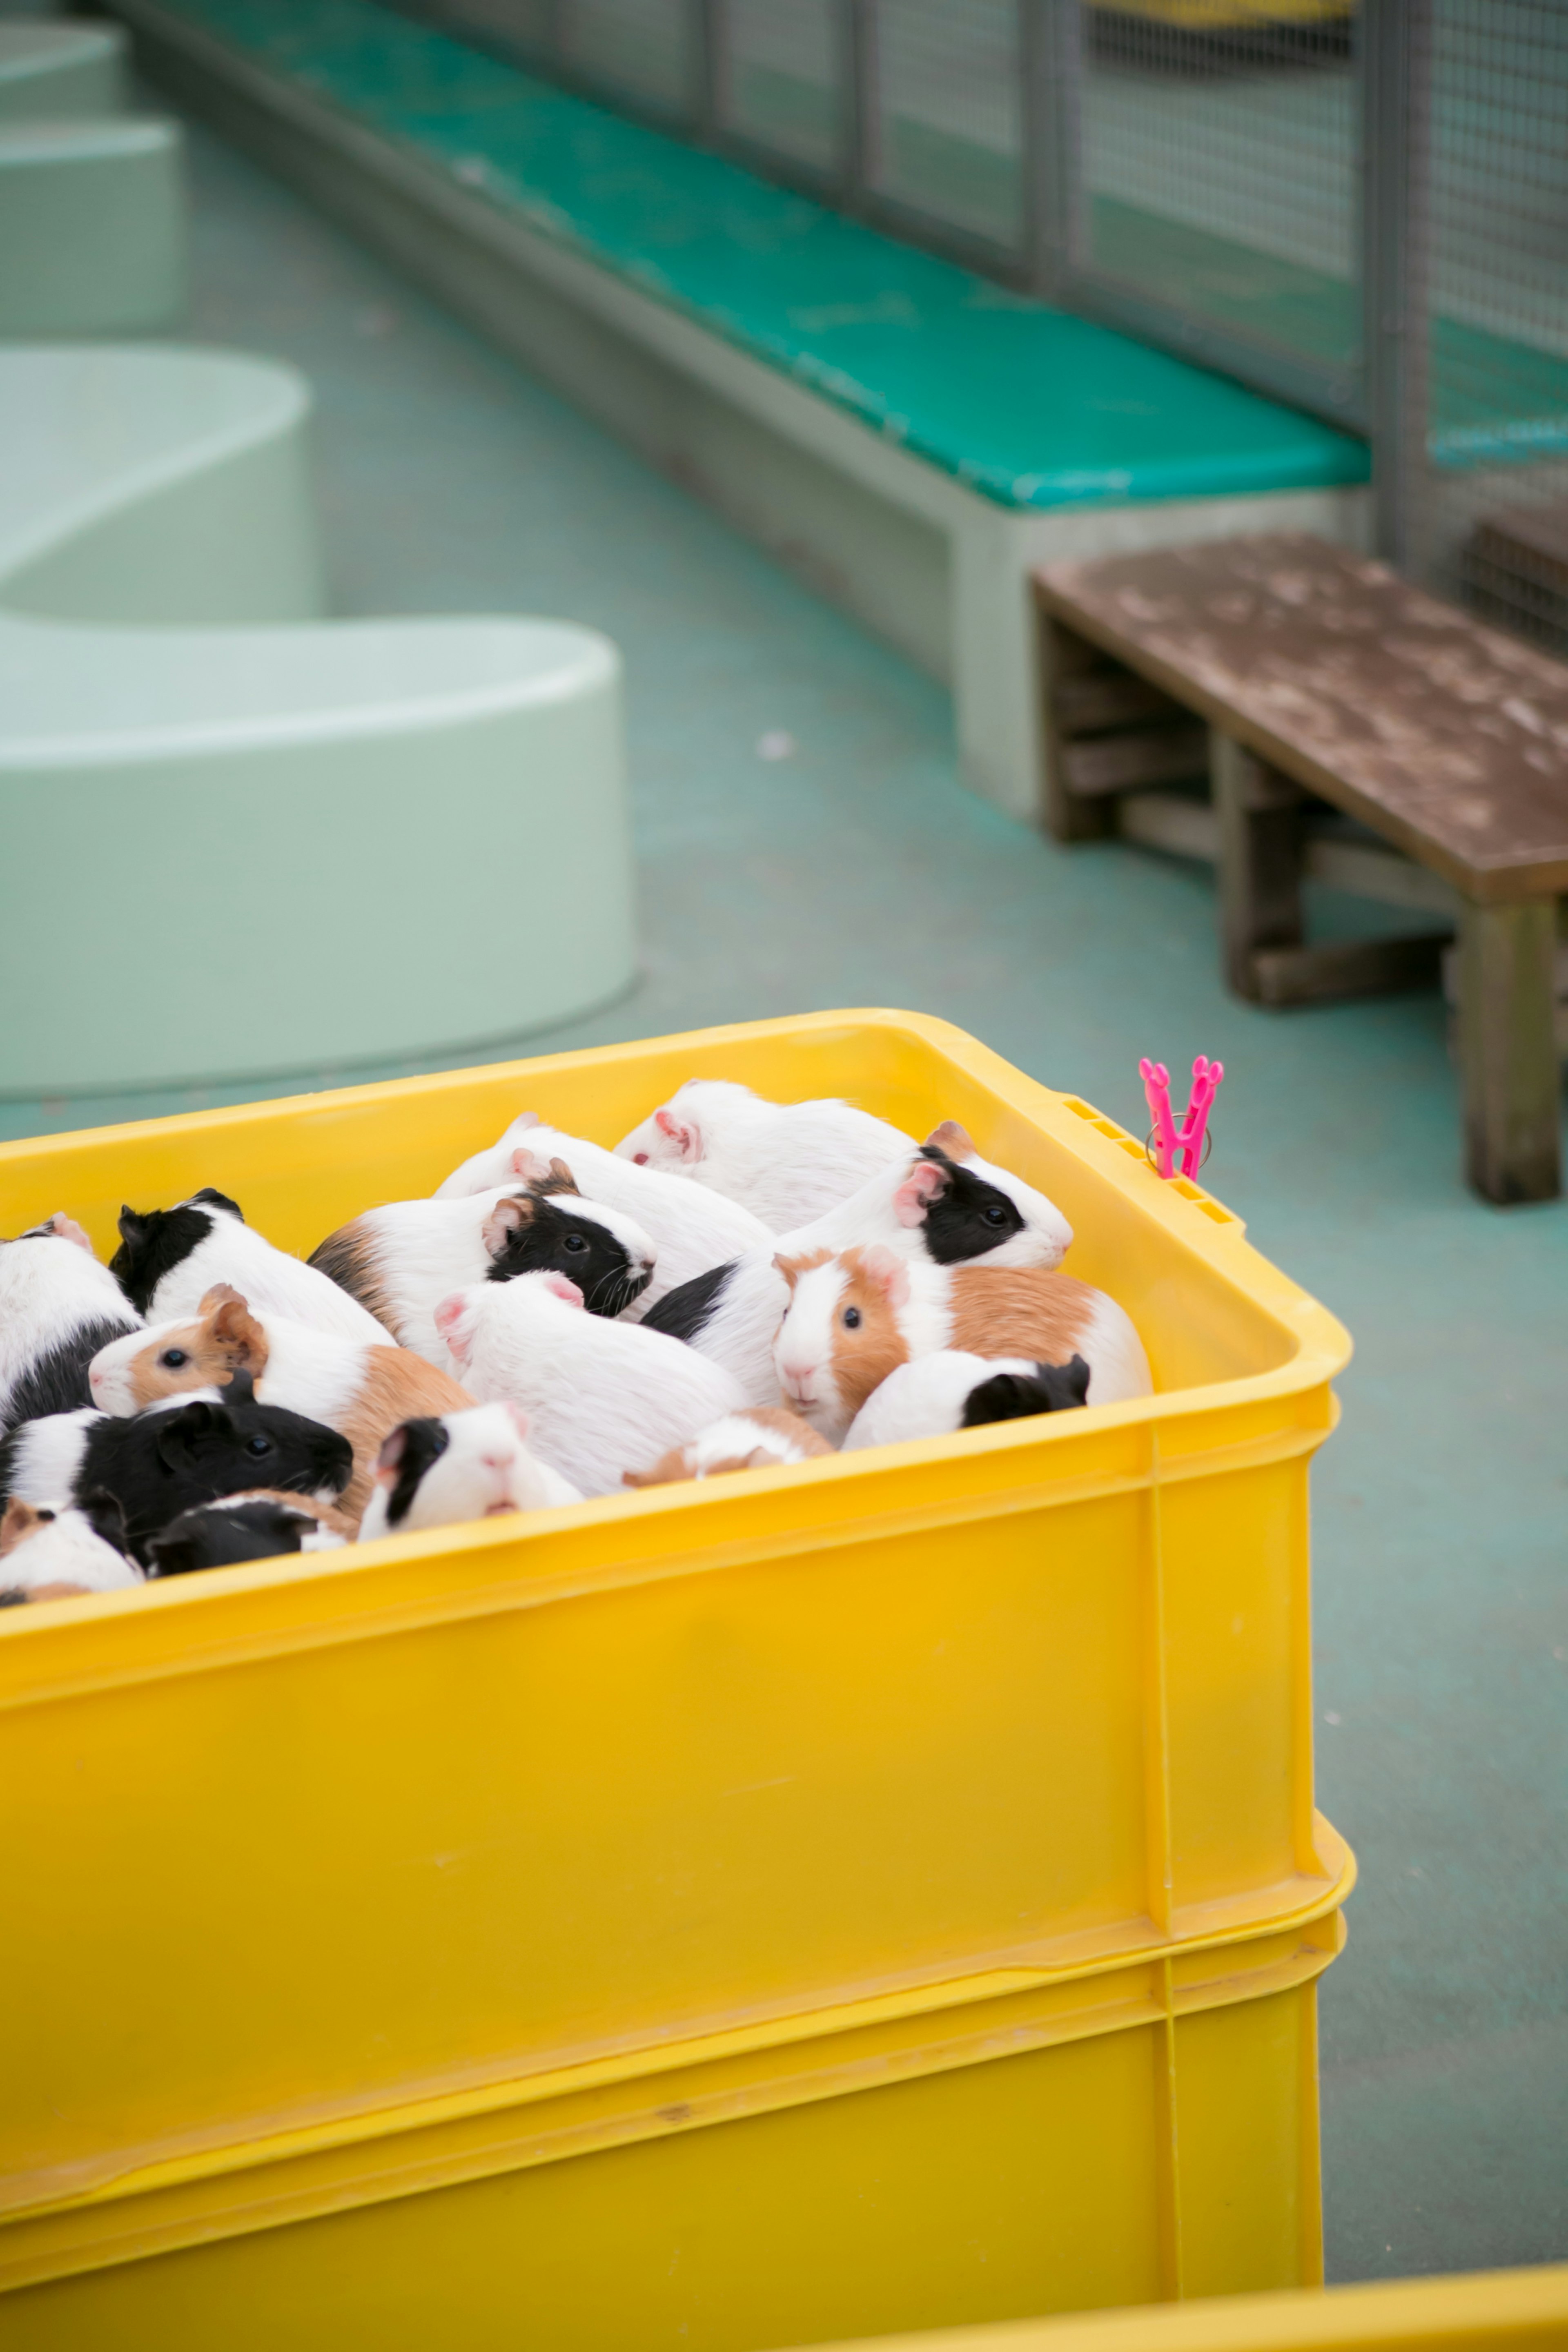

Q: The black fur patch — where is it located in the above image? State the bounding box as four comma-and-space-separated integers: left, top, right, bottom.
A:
110, 1197, 234, 1315
2, 1314, 139, 1433
916, 1146, 1026, 1266
487, 1194, 650, 1319
0, 1588, 28, 1608
381, 1416, 450, 1529
148, 1496, 314, 1578
639, 1258, 738, 1344
962, 1354, 1091, 1428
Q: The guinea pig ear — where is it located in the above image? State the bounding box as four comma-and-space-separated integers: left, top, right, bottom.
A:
482, 1195, 532, 1258
432, 1293, 473, 1358
199, 1282, 247, 1314
47, 1213, 95, 1254
892, 1160, 948, 1227
653, 1107, 700, 1163
208, 1295, 267, 1366
856, 1246, 911, 1307
509, 1146, 552, 1185
117, 1205, 148, 1246
543, 1273, 584, 1309
924, 1121, 976, 1162
155, 1399, 228, 1469
545, 1157, 577, 1194
374, 1424, 409, 1484
80, 1488, 129, 1555
502, 1401, 531, 1442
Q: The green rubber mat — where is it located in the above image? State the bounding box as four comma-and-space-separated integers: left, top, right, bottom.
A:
145, 0, 1371, 511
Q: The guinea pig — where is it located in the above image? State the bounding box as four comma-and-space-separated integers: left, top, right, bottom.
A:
434, 1116, 772, 1318
623, 1405, 833, 1488
309, 1171, 656, 1366
0, 1385, 353, 1565
434, 1272, 747, 1500
639, 1125, 1074, 1408
0, 1491, 142, 1596
89, 1285, 474, 1527
841, 1349, 1091, 1452
613, 1080, 917, 1230
357, 1401, 584, 1541
773, 1246, 1150, 1442
112, 1190, 390, 1346
0, 1212, 141, 1431
146, 1492, 344, 1578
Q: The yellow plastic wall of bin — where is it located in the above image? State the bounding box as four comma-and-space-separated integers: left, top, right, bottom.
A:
0, 1906, 1344, 2348
0, 1011, 1354, 2324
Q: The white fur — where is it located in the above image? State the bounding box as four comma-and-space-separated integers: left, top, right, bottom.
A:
437, 1273, 746, 1499
433, 1115, 771, 1318
614, 1080, 917, 1229
682, 1412, 824, 1476
840, 1351, 1040, 1452
0, 1408, 98, 1505
0, 1219, 140, 1425
358, 1401, 583, 1540
321, 1186, 655, 1368
143, 1199, 391, 1346
0, 1504, 143, 1593
89, 1309, 366, 1425
1069, 1291, 1152, 1407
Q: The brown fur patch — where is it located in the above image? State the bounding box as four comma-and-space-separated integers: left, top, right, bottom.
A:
947, 1266, 1098, 1363
2, 1580, 93, 1605
774, 1247, 833, 1289
0, 1498, 53, 1558
307, 1220, 398, 1337
334, 1349, 476, 1528
925, 1121, 976, 1161
742, 1406, 834, 1458
124, 1298, 268, 1410
817, 1249, 912, 1426
623, 1445, 697, 1488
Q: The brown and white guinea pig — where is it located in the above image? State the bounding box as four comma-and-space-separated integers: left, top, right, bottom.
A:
613, 1080, 917, 1231
0, 1491, 142, 1602
841, 1350, 1091, 1453
639, 1123, 1074, 1407
358, 1402, 583, 1542
772, 1246, 1151, 1442
146, 1492, 345, 1578
0, 1212, 141, 1433
434, 1119, 772, 1320
111, 1189, 390, 1346
623, 1405, 833, 1489
88, 1286, 472, 1527
309, 1170, 657, 1367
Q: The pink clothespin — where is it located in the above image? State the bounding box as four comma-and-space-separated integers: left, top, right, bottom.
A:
1139, 1058, 1180, 1179
1178, 1056, 1223, 1178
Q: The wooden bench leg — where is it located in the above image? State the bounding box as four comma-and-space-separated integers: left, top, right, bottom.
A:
1211, 731, 1304, 999
1040, 616, 1118, 844
1456, 898, 1562, 1204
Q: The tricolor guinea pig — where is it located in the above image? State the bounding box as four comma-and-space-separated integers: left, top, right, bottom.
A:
358, 1401, 584, 1541
111, 1190, 390, 1346
147, 1492, 345, 1577
614, 1080, 917, 1230
434, 1117, 771, 1318
434, 1272, 747, 1500
0, 1385, 353, 1565
309, 1168, 656, 1366
623, 1405, 833, 1488
0, 1491, 142, 1601
89, 1286, 474, 1527
639, 1124, 1074, 1407
773, 1246, 1150, 1442
841, 1349, 1091, 1452
0, 1213, 141, 1432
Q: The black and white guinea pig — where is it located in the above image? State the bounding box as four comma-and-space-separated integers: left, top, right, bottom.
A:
147, 1492, 344, 1578
0, 1213, 141, 1433
309, 1171, 656, 1368
112, 1190, 390, 1346
841, 1349, 1091, 1451
358, 1401, 583, 1542
613, 1079, 917, 1231
0, 1491, 142, 1601
639, 1123, 1074, 1407
0, 1384, 353, 1565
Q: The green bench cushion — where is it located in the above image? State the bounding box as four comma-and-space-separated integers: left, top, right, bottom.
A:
147, 0, 1371, 512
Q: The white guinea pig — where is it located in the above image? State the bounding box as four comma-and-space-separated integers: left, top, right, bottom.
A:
0, 1492, 142, 1599
435, 1272, 747, 1500
623, 1405, 833, 1488
841, 1349, 1091, 1453
0, 1213, 141, 1432
358, 1401, 583, 1542
433, 1117, 771, 1319
773, 1246, 1150, 1443
614, 1079, 917, 1230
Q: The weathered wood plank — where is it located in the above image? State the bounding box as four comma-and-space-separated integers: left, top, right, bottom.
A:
1252, 933, 1450, 1007
1039, 615, 1115, 843
1455, 899, 1562, 1202
1056, 673, 1185, 735
1060, 725, 1209, 798
1212, 733, 1306, 1000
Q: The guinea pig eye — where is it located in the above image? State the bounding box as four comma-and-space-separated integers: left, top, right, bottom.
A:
245, 1434, 272, 1458
983, 1204, 1008, 1226
160, 1348, 189, 1368
843, 1306, 862, 1331
563, 1233, 589, 1253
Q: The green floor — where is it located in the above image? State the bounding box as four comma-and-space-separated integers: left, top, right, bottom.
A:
11, 109, 1566, 2287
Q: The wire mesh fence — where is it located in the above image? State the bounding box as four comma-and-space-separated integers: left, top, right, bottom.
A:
864, 0, 1025, 252
719, 0, 844, 176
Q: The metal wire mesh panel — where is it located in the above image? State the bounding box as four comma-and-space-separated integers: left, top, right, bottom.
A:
868, 0, 1025, 252
720, 0, 843, 176
1411, 0, 1568, 651
421, 0, 555, 58
1075, 0, 1361, 403
558, 0, 697, 116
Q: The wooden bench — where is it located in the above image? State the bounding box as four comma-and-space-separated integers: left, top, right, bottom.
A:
1033, 535, 1568, 1204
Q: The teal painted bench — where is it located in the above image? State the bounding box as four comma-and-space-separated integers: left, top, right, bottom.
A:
106, 0, 1371, 821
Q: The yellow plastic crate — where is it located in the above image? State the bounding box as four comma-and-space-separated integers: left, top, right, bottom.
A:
0, 1903, 1343, 2347
0, 1011, 1353, 2287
